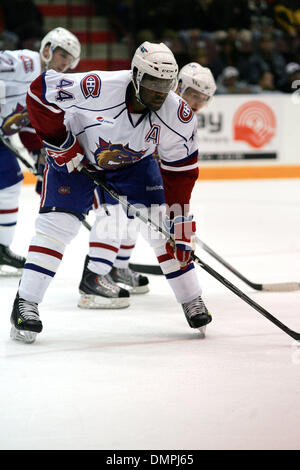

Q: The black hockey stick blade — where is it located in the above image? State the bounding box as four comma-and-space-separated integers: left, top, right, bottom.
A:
192, 253, 300, 341
129, 263, 163, 275
196, 237, 300, 292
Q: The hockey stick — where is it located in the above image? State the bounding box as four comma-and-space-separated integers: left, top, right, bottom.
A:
130, 238, 300, 292
78, 166, 300, 291
129, 262, 163, 275
81, 218, 92, 231
0, 136, 37, 173
195, 237, 300, 292
77, 163, 300, 341
80, 217, 163, 274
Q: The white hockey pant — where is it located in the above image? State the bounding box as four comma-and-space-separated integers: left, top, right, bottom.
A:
88, 204, 139, 274
0, 181, 22, 246
18, 212, 81, 303
138, 204, 202, 304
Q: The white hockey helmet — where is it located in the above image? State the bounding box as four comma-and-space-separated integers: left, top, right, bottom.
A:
178, 62, 216, 104
131, 41, 178, 98
40, 27, 81, 69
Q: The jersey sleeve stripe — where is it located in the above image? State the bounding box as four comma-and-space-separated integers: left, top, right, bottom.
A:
160, 161, 199, 172
160, 150, 198, 167
27, 87, 62, 114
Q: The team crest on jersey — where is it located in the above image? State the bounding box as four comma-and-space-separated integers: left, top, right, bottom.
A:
1, 103, 29, 136
145, 125, 161, 145
58, 186, 71, 195
19, 55, 34, 73
94, 137, 146, 170
177, 100, 193, 123
80, 74, 101, 99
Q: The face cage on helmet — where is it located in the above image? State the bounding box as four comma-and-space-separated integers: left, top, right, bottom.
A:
132, 69, 178, 104
182, 87, 210, 103
140, 75, 177, 94
178, 76, 215, 107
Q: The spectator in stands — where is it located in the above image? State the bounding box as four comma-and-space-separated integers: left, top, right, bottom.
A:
216, 66, 250, 94
240, 32, 286, 86
249, 70, 276, 93
209, 37, 241, 79
278, 62, 300, 93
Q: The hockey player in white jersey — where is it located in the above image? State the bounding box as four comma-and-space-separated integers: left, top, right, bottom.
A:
10, 41, 212, 343
0, 27, 80, 276
176, 62, 216, 112
80, 62, 216, 303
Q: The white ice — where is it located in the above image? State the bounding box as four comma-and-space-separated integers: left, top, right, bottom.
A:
1, 178, 300, 450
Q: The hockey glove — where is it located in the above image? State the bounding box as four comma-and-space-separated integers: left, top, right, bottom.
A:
43, 132, 85, 173
165, 215, 196, 268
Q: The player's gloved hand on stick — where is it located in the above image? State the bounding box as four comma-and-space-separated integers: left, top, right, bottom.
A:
165, 215, 196, 268
43, 131, 85, 173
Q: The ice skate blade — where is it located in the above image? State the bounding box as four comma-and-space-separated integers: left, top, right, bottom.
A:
0, 266, 23, 277
10, 325, 37, 344
198, 326, 206, 338
78, 293, 130, 309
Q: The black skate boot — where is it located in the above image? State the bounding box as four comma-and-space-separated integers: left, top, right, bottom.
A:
78, 256, 130, 309
110, 266, 149, 294
182, 296, 212, 337
0, 244, 25, 276
10, 292, 43, 343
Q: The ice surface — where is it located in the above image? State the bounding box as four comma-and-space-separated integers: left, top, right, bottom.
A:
1, 179, 300, 450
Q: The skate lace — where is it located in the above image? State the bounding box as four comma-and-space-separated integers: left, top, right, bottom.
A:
99, 274, 120, 293
183, 297, 207, 318
19, 299, 39, 321
115, 268, 139, 287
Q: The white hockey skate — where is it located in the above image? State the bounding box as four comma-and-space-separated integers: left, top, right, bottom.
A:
182, 296, 212, 338
78, 263, 130, 309
110, 266, 149, 294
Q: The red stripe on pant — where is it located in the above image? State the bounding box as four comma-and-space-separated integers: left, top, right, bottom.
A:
0, 208, 18, 214
29, 245, 63, 259
90, 242, 119, 253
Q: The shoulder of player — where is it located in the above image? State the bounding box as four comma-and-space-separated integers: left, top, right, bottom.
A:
44, 69, 130, 86
15, 49, 40, 71
0, 49, 40, 74
39, 69, 130, 108
156, 91, 196, 134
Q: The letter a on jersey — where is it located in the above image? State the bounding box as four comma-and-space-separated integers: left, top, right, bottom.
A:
145, 124, 161, 145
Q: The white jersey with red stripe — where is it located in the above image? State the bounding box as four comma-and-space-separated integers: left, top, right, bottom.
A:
0, 49, 41, 132
27, 69, 199, 207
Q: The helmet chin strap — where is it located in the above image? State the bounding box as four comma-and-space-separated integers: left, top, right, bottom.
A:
40, 47, 53, 72
131, 76, 147, 108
